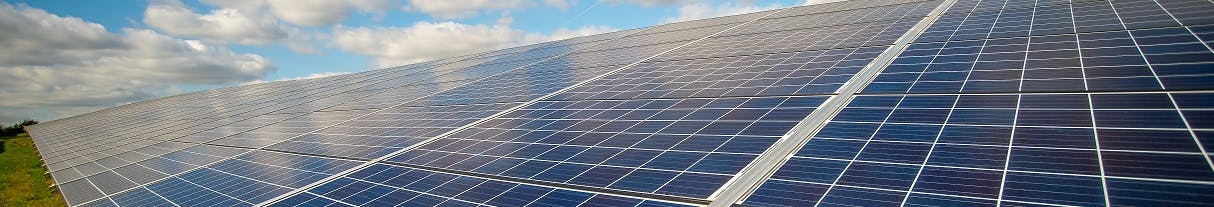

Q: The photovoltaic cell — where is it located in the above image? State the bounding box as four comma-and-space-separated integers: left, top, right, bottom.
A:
384, 96, 827, 199
208, 110, 369, 148
74, 150, 364, 207
286, 164, 695, 207
552, 47, 887, 100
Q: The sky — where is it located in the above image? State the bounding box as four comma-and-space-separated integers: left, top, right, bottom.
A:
0, 0, 835, 124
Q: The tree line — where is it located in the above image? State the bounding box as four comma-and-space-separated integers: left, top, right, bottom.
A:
2, 120, 38, 136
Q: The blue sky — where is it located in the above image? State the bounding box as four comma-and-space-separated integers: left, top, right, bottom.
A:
0, 0, 817, 123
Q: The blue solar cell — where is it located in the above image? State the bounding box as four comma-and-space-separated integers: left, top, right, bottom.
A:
770, 157, 847, 183
925, 144, 1007, 169
912, 167, 1002, 199
267, 193, 349, 207
108, 188, 175, 207
903, 193, 996, 207
1095, 109, 1187, 128
795, 138, 868, 159
1102, 151, 1214, 181
146, 178, 248, 206
856, 141, 933, 164
937, 125, 1012, 145
568, 166, 631, 187
748, 86, 1214, 207
1002, 172, 1106, 206
1098, 128, 1202, 152
836, 162, 921, 191
60, 179, 106, 206
377, 95, 829, 200
872, 123, 943, 142
864, 0, 1214, 94
86, 171, 136, 195
1106, 177, 1214, 206
654, 173, 731, 198
610, 169, 679, 193
818, 186, 907, 206
77, 199, 117, 207
294, 164, 694, 207
743, 179, 828, 206
1009, 147, 1102, 175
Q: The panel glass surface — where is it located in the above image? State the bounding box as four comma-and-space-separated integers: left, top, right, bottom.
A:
742, 0, 1214, 206
863, 0, 1214, 94
279, 163, 695, 207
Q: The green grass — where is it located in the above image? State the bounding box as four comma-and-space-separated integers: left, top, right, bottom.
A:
1, 133, 66, 207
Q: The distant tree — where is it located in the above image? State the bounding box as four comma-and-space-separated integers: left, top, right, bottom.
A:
1, 126, 17, 136
1, 119, 37, 136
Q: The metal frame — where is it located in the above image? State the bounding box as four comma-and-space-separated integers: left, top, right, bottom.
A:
705, 0, 959, 205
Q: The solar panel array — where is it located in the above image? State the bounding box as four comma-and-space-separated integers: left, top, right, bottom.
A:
24, 0, 1214, 206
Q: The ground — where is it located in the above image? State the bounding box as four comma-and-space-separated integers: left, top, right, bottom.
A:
1, 133, 66, 207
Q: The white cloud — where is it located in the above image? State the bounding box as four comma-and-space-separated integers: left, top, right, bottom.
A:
144, 0, 381, 53
549, 25, 618, 40
406, 0, 569, 19
197, 0, 391, 27
665, 1, 783, 23
267, 0, 390, 26
603, 0, 695, 6
496, 15, 515, 25
331, 22, 615, 68
144, 1, 287, 45
600, 0, 785, 23
281, 27, 323, 54
198, 0, 266, 11
332, 22, 539, 67
544, 0, 570, 9
805, 0, 847, 5
0, 3, 274, 123
242, 72, 350, 85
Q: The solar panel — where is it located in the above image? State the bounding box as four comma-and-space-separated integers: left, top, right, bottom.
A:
864, 0, 1214, 94
24, 0, 1214, 206
269, 0, 942, 205
734, 0, 1214, 206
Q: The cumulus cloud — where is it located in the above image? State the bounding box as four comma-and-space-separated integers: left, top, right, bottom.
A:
0, 3, 274, 123
197, 0, 390, 26
549, 25, 618, 40
406, 0, 568, 19
267, 0, 391, 26
665, 1, 783, 23
242, 72, 350, 85
601, 0, 786, 23
144, 0, 384, 52
331, 22, 539, 67
144, 1, 287, 45
805, 0, 847, 5
602, 0, 696, 6
331, 22, 615, 68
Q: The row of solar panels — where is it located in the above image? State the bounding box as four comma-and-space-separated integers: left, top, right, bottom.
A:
26, 0, 1214, 206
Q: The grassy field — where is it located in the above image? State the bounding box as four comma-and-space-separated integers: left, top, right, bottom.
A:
1, 133, 65, 207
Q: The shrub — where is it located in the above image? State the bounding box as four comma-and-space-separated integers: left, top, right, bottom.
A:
1, 120, 36, 137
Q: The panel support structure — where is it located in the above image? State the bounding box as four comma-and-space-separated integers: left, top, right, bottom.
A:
705, 0, 958, 205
